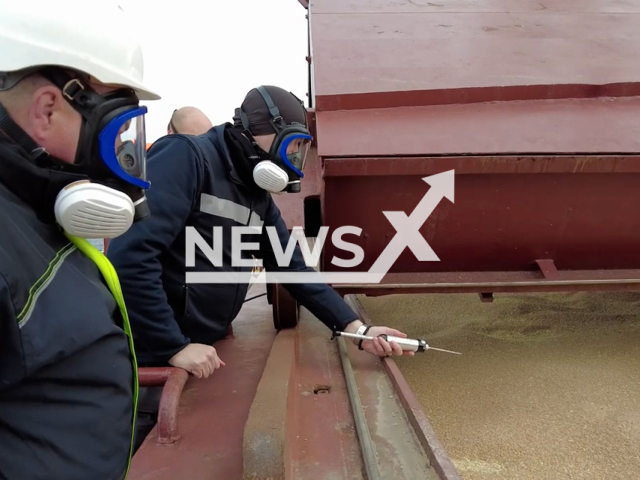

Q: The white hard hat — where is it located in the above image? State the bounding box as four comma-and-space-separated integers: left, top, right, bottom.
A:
0, 1, 160, 100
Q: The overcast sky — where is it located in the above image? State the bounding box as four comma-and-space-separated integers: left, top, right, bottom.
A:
120, 0, 309, 142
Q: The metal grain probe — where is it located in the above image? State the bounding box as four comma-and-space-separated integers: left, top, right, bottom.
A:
333, 331, 462, 355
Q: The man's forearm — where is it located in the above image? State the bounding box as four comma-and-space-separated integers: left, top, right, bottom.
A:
123, 286, 191, 366
108, 248, 191, 365
280, 279, 360, 332
260, 199, 363, 332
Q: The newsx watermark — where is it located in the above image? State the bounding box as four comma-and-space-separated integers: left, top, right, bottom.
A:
185, 170, 454, 284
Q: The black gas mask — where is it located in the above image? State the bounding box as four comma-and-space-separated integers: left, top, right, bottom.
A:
235, 86, 312, 194
0, 67, 151, 238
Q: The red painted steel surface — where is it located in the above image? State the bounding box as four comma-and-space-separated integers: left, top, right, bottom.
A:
138, 367, 175, 387
333, 270, 640, 296
315, 98, 640, 157
287, 308, 446, 479
286, 311, 365, 478
242, 329, 295, 479
131, 290, 448, 479
322, 156, 640, 176
310, 0, 640, 109
128, 296, 277, 480
297, 1, 640, 285
322, 166, 640, 273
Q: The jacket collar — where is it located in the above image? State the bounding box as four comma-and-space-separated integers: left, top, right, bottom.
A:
0, 136, 87, 224
207, 124, 244, 185
208, 123, 268, 197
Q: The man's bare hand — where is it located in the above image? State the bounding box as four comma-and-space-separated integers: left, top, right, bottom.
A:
344, 320, 415, 357
168, 343, 225, 378
361, 326, 415, 357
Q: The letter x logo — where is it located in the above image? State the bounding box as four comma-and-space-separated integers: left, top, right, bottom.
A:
368, 170, 455, 275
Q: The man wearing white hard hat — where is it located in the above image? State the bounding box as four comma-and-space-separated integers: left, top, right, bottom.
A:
0, 2, 159, 479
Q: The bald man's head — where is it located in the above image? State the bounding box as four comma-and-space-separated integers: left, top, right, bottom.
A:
167, 106, 213, 135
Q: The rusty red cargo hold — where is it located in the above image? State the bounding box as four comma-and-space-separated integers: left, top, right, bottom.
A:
273, 0, 640, 298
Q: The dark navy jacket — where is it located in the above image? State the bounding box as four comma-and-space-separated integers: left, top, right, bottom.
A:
107, 124, 358, 366
0, 139, 134, 480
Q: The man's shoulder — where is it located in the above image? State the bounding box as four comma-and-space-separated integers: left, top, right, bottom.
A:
0, 184, 67, 259
0, 192, 79, 322
147, 133, 202, 164
189, 124, 229, 161
148, 124, 227, 158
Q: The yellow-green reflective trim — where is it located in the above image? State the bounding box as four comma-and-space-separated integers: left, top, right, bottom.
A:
17, 243, 76, 326
65, 233, 138, 479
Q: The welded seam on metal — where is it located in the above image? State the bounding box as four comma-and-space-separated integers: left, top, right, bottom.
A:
333, 278, 640, 289
314, 82, 640, 112
337, 336, 383, 480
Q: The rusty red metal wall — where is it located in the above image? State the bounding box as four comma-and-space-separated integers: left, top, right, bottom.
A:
309, 0, 640, 111
268, 1, 640, 290
322, 163, 640, 273
314, 97, 640, 157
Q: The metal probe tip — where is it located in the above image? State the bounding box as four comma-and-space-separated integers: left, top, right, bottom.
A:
427, 346, 462, 355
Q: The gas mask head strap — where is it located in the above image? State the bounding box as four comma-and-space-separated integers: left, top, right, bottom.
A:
255, 86, 288, 132
237, 107, 261, 150
238, 87, 287, 141
39, 68, 111, 119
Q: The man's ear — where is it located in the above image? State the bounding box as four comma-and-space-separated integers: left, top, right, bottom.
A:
253, 133, 276, 153
29, 86, 60, 143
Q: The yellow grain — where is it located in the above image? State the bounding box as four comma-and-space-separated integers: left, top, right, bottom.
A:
359, 291, 640, 480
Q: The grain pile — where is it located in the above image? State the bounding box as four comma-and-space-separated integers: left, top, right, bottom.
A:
358, 291, 640, 480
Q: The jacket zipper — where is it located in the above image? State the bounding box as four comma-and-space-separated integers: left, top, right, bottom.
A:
181, 284, 190, 322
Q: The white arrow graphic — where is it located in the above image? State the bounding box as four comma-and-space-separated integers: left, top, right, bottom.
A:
367, 170, 455, 280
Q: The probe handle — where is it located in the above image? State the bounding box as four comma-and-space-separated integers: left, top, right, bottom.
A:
379, 334, 427, 352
